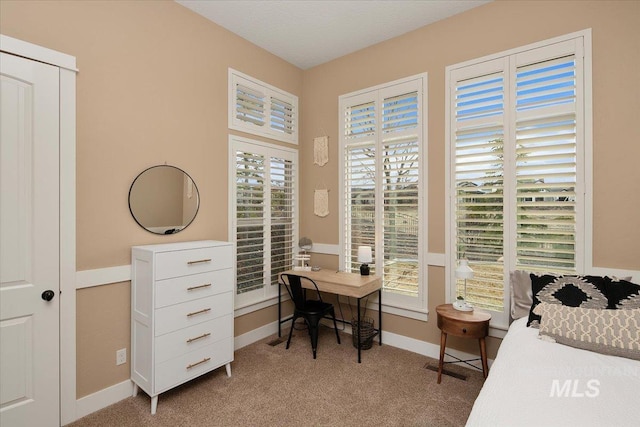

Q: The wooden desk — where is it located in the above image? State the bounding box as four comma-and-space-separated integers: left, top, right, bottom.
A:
278, 269, 382, 363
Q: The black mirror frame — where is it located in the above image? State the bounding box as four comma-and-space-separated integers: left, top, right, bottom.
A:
128, 165, 200, 235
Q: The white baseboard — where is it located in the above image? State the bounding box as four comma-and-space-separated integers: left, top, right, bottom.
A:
234, 320, 280, 350
380, 329, 493, 370
74, 379, 133, 422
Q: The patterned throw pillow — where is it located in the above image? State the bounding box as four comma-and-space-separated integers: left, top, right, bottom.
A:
527, 275, 609, 327
606, 278, 640, 309
527, 275, 640, 328
534, 302, 640, 361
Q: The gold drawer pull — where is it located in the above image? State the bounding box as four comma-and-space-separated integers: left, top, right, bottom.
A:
187, 258, 211, 265
187, 283, 212, 291
186, 333, 211, 344
186, 357, 211, 370
186, 308, 211, 317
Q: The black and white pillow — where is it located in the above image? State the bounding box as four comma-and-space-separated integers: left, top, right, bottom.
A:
606, 278, 640, 309
527, 274, 640, 327
527, 275, 609, 327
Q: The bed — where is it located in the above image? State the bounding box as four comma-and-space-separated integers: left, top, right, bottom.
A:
466, 273, 640, 427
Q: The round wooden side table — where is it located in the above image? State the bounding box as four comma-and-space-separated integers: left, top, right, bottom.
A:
435, 303, 491, 384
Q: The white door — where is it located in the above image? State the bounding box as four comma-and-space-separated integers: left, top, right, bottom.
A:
1, 52, 60, 427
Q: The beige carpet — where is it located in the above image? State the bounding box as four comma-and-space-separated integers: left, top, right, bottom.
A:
70, 326, 484, 426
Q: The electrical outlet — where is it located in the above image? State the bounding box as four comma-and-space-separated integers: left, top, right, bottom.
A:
116, 348, 127, 366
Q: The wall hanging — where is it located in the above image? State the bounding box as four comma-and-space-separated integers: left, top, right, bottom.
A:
313, 136, 329, 166
314, 186, 329, 217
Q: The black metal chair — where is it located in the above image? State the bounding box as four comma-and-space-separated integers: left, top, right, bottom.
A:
280, 273, 341, 359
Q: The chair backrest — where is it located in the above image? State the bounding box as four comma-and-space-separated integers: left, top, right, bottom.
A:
280, 274, 322, 311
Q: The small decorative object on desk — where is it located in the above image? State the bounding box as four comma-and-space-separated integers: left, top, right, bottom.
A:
453, 259, 474, 311
294, 237, 313, 271
358, 246, 372, 276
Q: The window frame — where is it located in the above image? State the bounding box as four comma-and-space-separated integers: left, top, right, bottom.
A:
445, 29, 593, 331
228, 68, 298, 145
229, 135, 299, 310
338, 73, 429, 316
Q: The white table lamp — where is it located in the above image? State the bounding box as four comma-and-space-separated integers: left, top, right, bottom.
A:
454, 259, 474, 311
357, 246, 372, 276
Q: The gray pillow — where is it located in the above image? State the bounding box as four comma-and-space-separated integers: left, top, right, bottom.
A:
509, 270, 535, 321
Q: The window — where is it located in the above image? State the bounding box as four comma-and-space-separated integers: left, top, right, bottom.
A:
446, 31, 592, 329
228, 69, 298, 144
339, 74, 427, 313
230, 136, 298, 308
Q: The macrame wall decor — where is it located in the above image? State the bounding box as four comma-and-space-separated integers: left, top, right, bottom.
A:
313, 136, 329, 166
314, 186, 329, 217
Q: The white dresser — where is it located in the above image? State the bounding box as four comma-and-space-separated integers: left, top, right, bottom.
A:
131, 240, 234, 414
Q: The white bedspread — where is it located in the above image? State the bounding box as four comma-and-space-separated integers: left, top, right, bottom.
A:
466, 317, 640, 427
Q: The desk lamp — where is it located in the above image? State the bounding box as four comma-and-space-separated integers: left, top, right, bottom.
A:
454, 259, 474, 311
357, 246, 372, 276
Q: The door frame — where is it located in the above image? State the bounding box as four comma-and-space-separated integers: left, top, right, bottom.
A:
0, 34, 77, 425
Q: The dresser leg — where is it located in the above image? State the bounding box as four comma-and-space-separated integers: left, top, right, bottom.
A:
132, 383, 138, 397
151, 395, 158, 415
437, 331, 447, 384
479, 337, 489, 379
225, 362, 232, 377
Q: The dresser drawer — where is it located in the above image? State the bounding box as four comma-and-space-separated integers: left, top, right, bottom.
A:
154, 337, 233, 394
155, 292, 233, 336
155, 315, 233, 364
155, 269, 233, 308
155, 246, 232, 280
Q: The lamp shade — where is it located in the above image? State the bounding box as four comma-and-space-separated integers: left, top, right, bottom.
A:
455, 259, 474, 279
357, 246, 372, 263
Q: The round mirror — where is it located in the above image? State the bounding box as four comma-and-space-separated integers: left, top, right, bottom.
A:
128, 165, 199, 235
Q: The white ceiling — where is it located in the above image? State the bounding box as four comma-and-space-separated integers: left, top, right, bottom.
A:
176, 0, 491, 69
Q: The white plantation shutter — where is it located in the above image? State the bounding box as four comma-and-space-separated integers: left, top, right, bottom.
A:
448, 33, 588, 328
235, 151, 266, 294
381, 90, 420, 296
231, 137, 298, 307
514, 53, 579, 272
270, 157, 294, 284
453, 65, 506, 312
229, 69, 298, 144
270, 96, 294, 136
340, 75, 427, 310
344, 143, 376, 272
345, 100, 376, 139
235, 84, 265, 127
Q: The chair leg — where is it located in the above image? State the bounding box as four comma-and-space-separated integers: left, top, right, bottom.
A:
330, 308, 341, 344
286, 315, 297, 350
309, 321, 319, 359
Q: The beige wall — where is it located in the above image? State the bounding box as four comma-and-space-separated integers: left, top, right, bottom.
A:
76, 282, 131, 397
2, 0, 639, 400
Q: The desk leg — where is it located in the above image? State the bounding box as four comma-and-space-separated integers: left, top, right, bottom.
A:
357, 297, 361, 363
378, 289, 382, 346
278, 281, 282, 338
437, 331, 447, 384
